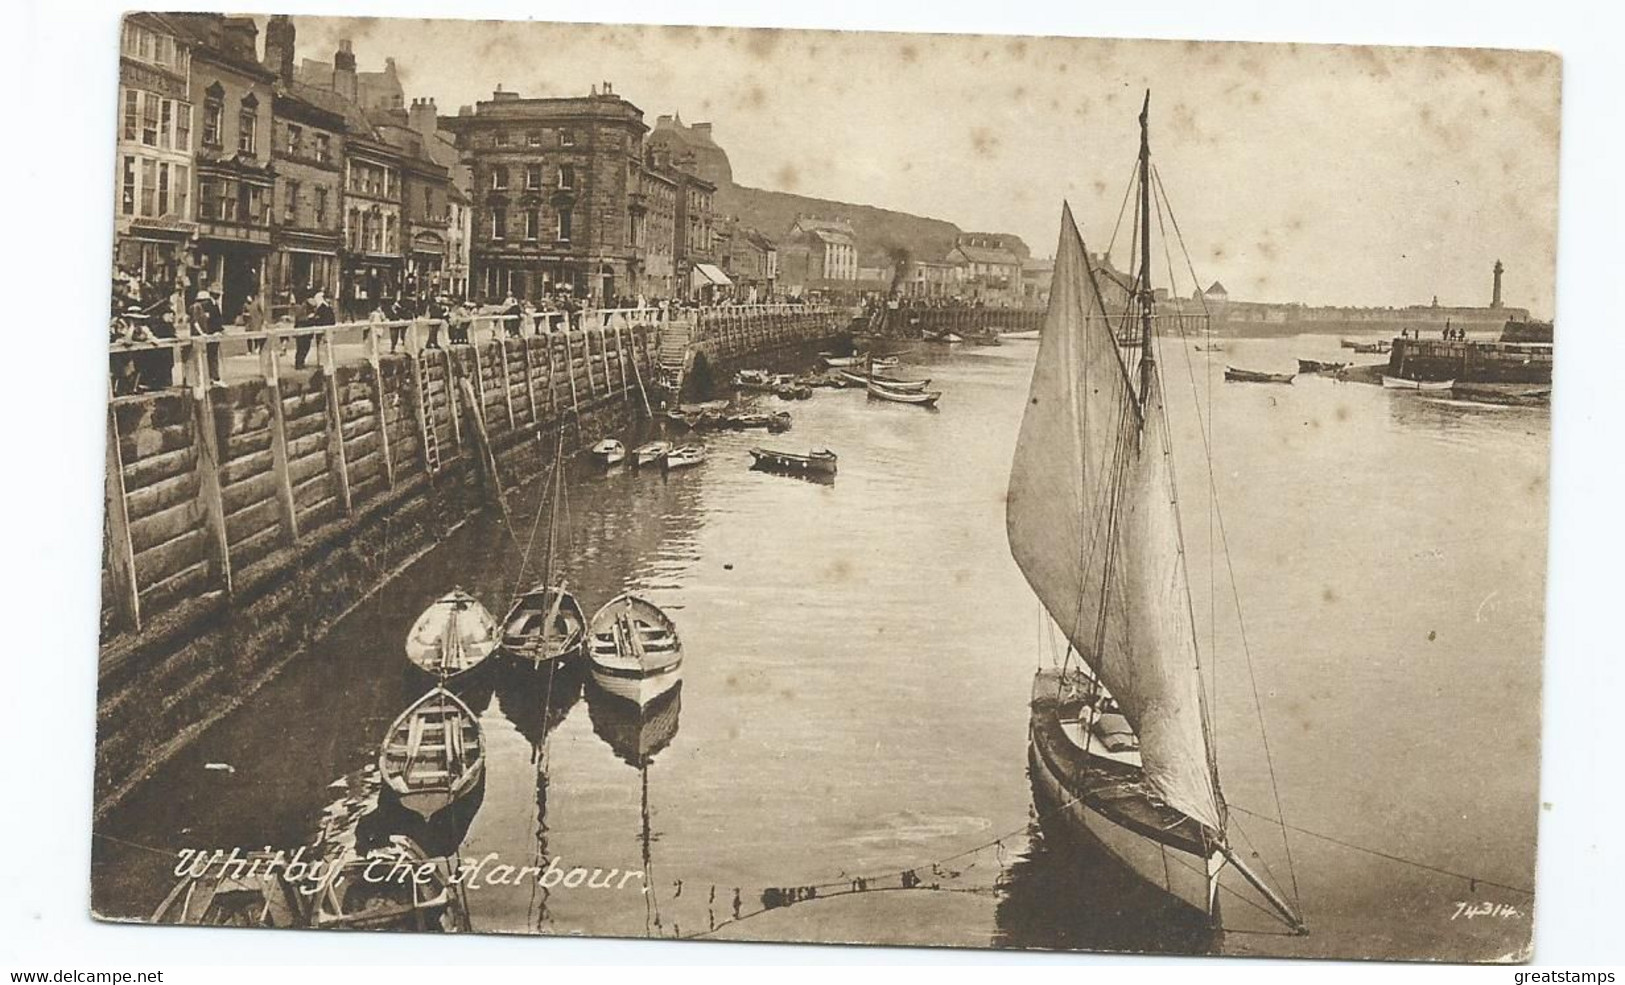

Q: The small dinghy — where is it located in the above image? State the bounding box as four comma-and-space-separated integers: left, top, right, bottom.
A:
588, 594, 684, 706
1381, 375, 1455, 391
1001, 329, 1040, 340
923, 331, 963, 344
663, 445, 706, 470
1224, 366, 1295, 384
590, 438, 625, 466
867, 380, 942, 406
1352, 340, 1392, 354
404, 588, 499, 680
501, 582, 586, 667
749, 446, 838, 477
836, 369, 931, 391
310, 836, 471, 932
631, 440, 672, 467
379, 687, 485, 822
152, 851, 306, 927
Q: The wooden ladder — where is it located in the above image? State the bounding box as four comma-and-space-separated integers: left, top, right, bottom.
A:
417, 352, 442, 474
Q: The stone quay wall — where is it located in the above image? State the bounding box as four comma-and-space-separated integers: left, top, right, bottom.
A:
96, 318, 658, 816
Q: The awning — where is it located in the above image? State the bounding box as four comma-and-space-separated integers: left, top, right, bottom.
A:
691, 263, 732, 287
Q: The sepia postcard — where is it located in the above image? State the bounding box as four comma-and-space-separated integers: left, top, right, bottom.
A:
95, 12, 1558, 962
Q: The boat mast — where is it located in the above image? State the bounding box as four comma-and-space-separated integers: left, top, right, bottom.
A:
1137, 90, 1156, 403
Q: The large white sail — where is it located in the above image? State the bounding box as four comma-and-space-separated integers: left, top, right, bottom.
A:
1007, 203, 1224, 833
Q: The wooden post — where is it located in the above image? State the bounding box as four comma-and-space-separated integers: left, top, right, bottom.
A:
565, 330, 582, 424
405, 327, 435, 477
544, 333, 558, 422
445, 348, 463, 453
260, 332, 299, 542
494, 334, 517, 431
319, 331, 354, 518
519, 335, 539, 429
365, 322, 395, 491
584, 328, 599, 397
186, 341, 232, 595
616, 325, 630, 393
104, 390, 141, 632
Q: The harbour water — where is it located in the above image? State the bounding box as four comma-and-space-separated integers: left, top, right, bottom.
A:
92, 332, 1548, 960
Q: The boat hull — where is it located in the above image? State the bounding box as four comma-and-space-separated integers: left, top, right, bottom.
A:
1382, 375, 1455, 391
589, 660, 683, 706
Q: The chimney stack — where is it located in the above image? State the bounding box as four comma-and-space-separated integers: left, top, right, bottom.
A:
263, 15, 295, 85
334, 40, 358, 102
409, 97, 439, 140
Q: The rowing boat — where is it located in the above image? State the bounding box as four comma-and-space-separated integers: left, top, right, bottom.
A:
309, 836, 471, 932
663, 445, 706, 470
866, 380, 941, 406
590, 438, 625, 466
1297, 358, 1350, 374
749, 446, 838, 477
836, 369, 930, 391
379, 687, 485, 822
1381, 375, 1455, 391
1224, 366, 1295, 384
501, 583, 586, 667
404, 588, 500, 680
631, 440, 672, 467
588, 594, 684, 706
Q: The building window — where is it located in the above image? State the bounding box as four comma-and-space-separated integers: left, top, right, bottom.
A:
384, 214, 396, 253
157, 162, 171, 215
557, 209, 572, 242
138, 158, 156, 216
314, 186, 328, 226
284, 179, 299, 223
176, 102, 190, 151
492, 206, 507, 240
238, 104, 257, 155
202, 86, 224, 147
559, 129, 575, 147
492, 166, 508, 191
159, 99, 173, 149
285, 124, 301, 157
315, 133, 330, 164
525, 208, 539, 241
525, 164, 541, 190
526, 131, 542, 147
121, 156, 136, 215
495, 130, 509, 147
122, 90, 138, 142
141, 93, 160, 146
558, 165, 575, 190
346, 208, 360, 251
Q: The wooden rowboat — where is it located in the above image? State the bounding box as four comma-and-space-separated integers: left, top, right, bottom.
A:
1381, 375, 1455, 391
588, 594, 684, 706
663, 445, 706, 470
152, 851, 306, 927
1297, 358, 1350, 374
500, 582, 586, 667
379, 687, 485, 822
836, 369, 930, 391
310, 836, 471, 932
1224, 366, 1295, 384
404, 588, 500, 680
590, 438, 625, 466
750, 447, 838, 477
866, 380, 941, 406
631, 440, 672, 467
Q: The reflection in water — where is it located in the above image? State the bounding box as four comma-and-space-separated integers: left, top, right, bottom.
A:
992, 767, 1216, 955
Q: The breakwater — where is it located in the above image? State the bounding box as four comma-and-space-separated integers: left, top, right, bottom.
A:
1387, 338, 1554, 384
97, 305, 844, 817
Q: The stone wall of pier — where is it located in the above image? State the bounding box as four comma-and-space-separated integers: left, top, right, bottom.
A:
680, 306, 852, 398
96, 323, 657, 815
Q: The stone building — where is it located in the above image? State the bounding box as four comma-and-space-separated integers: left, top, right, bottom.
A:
904, 259, 960, 298
113, 13, 197, 298
676, 169, 720, 297
263, 16, 344, 316
164, 13, 277, 320
646, 114, 733, 191
412, 99, 474, 300
297, 49, 405, 114
947, 233, 1025, 303
371, 101, 453, 301
443, 84, 648, 302
635, 161, 678, 299
780, 216, 859, 295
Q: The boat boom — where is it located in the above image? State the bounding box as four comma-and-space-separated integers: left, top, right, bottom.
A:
1223, 845, 1307, 934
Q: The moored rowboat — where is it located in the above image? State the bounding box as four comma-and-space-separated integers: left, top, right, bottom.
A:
1297, 358, 1350, 374
749, 446, 838, 476
866, 380, 941, 406
588, 594, 684, 706
836, 369, 930, 391
631, 440, 672, 467
663, 445, 706, 470
1224, 366, 1295, 384
1381, 375, 1455, 391
379, 687, 485, 822
501, 582, 586, 667
590, 438, 625, 466
404, 588, 500, 680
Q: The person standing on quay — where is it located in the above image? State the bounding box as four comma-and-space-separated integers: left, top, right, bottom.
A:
243, 291, 269, 354
190, 289, 225, 385
391, 295, 414, 354
425, 294, 447, 350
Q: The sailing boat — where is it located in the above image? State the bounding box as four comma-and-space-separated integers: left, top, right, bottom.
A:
1009, 94, 1304, 932
501, 435, 587, 669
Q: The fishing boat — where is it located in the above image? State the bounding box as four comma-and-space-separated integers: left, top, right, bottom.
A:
631, 440, 672, 467
819, 353, 861, 369
590, 438, 625, 466
1352, 340, 1392, 354
1297, 358, 1350, 374
1339, 338, 1361, 349
1381, 375, 1455, 391
309, 836, 471, 932
866, 380, 942, 406
378, 687, 485, 822
662, 445, 706, 470
836, 369, 931, 391
773, 381, 814, 400
404, 588, 500, 681
749, 446, 838, 477
1225, 366, 1295, 384
588, 594, 683, 706
733, 369, 776, 391
1009, 95, 1304, 933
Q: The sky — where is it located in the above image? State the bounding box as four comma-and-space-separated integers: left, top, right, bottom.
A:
284, 16, 1560, 316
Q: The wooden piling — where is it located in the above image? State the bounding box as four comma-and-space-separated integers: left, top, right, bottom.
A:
318, 332, 354, 519
364, 326, 395, 491
104, 390, 141, 632
186, 341, 233, 595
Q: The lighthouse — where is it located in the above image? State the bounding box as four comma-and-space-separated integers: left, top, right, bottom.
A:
1492, 260, 1504, 309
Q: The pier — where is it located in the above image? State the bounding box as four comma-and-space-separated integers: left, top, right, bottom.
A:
97, 303, 845, 816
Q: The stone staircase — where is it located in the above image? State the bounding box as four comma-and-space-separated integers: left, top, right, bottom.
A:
657, 316, 692, 392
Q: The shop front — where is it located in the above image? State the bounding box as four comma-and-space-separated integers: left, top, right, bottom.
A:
194, 227, 272, 322
342, 253, 403, 320
115, 217, 196, 297
269, 230, 340, 318
406, 228, 447, 304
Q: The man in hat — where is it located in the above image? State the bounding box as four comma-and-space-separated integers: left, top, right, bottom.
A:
189, 289, 225, 384
425, 294, 448, 350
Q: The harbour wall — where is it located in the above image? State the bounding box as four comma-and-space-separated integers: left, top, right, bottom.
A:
1387, 338, 1554, 384
97, 306, 844, 817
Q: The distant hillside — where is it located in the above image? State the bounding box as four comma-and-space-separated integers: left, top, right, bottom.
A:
718, 183, 963, 268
